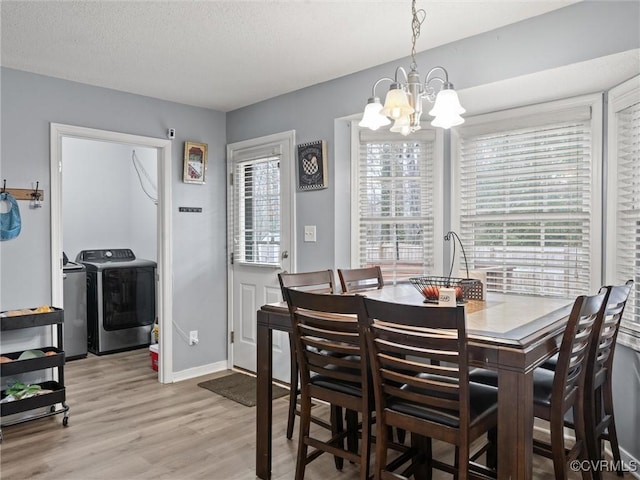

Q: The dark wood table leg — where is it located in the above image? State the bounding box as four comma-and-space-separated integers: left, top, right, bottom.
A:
256, 310, 273, 479
497, 367, 534, 480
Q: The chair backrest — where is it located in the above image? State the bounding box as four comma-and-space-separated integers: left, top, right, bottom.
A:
278, 269, 335, 295
588, 280, 634, 390
552, 292, 607, 412
282, 288, 368, 389
338, 266, 384, 293
362, 297, 470, 430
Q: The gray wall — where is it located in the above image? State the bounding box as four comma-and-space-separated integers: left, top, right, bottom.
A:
0, 69, 227, 372
226, 0, 640, 463
62, 138, 158, 262
612, 345, 640, 461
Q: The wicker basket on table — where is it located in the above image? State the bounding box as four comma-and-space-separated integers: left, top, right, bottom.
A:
409, 276, 483, 303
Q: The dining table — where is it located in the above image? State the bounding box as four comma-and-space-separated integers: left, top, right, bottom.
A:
255, 283, 574, 480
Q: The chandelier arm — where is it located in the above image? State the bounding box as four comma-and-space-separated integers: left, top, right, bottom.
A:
370, 77, 395, 97
423, 66, 452, 102
394, 66, 409, 84
425, 66, 450, 85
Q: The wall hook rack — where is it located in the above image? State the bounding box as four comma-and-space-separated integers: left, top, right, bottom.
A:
0, 181, 46, 202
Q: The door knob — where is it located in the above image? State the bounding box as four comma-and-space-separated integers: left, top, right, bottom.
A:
282, 250, 289, 259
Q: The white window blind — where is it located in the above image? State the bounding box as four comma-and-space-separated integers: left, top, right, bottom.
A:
457, 104, 596, 297
608, 76, 640, 349
232, 155, 281, 266
355, 129, 436, 283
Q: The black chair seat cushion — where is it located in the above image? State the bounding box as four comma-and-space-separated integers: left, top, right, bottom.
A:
539, 353, 558, 371
469, 367, 556, 409
387, 374, 498, 428
311, 374, 364, 397
308, 355, 370, 398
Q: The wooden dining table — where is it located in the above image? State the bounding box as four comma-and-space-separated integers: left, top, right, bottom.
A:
255, 283, 574, 480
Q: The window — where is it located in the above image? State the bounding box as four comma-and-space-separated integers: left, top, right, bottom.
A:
352, 128, 442, 283
231, 155, 281, 266
453, 96, 602, 297
607, 76, 640, 350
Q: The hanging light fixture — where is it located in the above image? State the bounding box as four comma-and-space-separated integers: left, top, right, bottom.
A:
358, 0, 465, 134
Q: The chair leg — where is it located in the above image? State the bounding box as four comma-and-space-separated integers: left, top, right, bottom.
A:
573, 403, 592, 480
549, 415, 568, 480
457, 442, 471, 480
359, 410, 371, 480
585, 386, 602, 480
295, 392, 313, 480
487, 427, 498, 470
411, 433, 432, 480
287, 333, 298, 440
376, 413, 389, 480
346, 409, 359, 457
331, 405, 345, 470
603, 378, 624, 477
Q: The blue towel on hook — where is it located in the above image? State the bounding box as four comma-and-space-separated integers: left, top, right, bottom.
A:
0, 192, 21, 240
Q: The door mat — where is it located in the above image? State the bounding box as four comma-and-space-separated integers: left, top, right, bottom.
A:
198, 372, 288, 407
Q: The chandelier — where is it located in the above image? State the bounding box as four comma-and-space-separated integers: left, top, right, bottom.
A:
359, 0, 465, 134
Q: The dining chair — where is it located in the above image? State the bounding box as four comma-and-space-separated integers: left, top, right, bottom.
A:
584, 281, 633, 479
362, 297, 498, 480
471, 291, 608, 480
282, 288, 372, 480
537, 281, 633, 479
278, 270, 336, 440
338, 266, 384, 293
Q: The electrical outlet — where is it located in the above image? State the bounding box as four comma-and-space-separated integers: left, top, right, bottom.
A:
189, 330, 199, 346
304, 225, 316, 242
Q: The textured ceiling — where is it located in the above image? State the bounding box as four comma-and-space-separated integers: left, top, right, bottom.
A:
1, 1, 579, 112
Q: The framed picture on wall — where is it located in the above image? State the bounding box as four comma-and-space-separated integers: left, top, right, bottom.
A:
297, 140, 328, 191
183, 141, 208, 184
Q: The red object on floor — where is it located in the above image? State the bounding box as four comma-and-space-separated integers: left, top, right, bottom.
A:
149, 344, 158, 371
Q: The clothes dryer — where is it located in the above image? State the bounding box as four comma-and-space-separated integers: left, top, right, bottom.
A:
76, 249, 156, 355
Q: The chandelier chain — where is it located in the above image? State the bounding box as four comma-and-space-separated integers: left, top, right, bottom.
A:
410, 0, 426, 71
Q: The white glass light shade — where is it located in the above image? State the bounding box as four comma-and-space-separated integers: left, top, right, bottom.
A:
359, 100, 391, 130
428, 88, 465, 129
381, 88, 414, 120
389, 115, 412, 136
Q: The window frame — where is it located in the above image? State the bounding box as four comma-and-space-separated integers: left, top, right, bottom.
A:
450, 94, 604, 297
606, 75, 640, 350
350, 123, 445, 283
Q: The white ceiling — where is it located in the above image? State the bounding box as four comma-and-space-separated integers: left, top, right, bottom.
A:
1, 0, 580, 112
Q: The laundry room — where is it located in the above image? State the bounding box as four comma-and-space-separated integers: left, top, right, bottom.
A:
61, 137, 158, 367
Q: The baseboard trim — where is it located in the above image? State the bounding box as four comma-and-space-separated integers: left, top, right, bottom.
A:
172, 360, 228, 382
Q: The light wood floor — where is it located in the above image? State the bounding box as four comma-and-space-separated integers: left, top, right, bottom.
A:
0, 349, 629, 479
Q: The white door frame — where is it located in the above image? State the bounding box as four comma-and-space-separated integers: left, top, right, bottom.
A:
226, 130, 297, 371
50, 123, 174, 383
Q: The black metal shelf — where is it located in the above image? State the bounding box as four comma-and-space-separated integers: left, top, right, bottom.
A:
0, 348, 64, 376
0, 308, 63, 331
0, 307, 69, 440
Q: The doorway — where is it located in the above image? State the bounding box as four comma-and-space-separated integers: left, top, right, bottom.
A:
50, 123, 174, 383
227, 131, 296, 382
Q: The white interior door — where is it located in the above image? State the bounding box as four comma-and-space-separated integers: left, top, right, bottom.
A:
227, 131, 295, 383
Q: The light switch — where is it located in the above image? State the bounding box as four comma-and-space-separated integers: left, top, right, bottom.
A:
304, 225, 317, 242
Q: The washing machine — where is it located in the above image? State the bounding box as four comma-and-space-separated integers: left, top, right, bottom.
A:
76, 249, 156, 355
